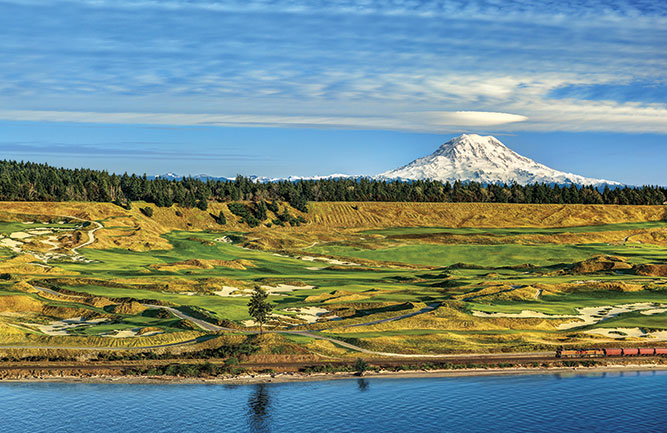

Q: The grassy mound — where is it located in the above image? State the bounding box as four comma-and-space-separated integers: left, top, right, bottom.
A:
111, 301, 147, 315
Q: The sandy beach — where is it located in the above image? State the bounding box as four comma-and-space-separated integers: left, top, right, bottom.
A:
2, 363, 665, 386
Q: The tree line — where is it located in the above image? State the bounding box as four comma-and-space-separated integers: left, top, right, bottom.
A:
0, 160, 665, 208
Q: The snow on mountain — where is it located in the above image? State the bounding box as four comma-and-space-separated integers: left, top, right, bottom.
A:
153, 173, 361, 183
378, 134, 621, 186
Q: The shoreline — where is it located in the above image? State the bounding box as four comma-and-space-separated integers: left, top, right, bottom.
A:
2, 364, 665, 386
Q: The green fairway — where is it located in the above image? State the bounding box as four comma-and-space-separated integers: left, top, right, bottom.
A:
1, 213, 665, 353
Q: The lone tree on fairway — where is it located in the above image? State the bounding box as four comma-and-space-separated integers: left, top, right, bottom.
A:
248, 286, 272, 335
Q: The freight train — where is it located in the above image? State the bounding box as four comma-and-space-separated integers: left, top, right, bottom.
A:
556, 347, 667, 358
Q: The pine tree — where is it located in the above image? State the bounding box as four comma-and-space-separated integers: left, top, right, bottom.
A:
248, 287, 272, 335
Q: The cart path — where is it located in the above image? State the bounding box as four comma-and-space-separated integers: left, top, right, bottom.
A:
66, 216, 103, 252
29, 284, 458, 357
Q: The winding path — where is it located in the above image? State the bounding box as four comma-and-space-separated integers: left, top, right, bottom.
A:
67, 217, 103, 253
27, 284, 456, 357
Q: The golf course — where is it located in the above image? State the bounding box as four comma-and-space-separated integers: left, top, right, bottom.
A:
0, 200, 664, 365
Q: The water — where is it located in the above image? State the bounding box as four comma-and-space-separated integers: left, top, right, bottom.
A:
0, 371, 665, 432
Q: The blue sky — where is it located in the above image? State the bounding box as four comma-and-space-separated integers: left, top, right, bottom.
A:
0, 0, 665, 184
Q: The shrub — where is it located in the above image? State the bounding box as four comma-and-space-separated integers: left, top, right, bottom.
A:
267, 200, 279, 213
213, 211, 226, 225
140, 206, 154, 217
195, 199, 208, 211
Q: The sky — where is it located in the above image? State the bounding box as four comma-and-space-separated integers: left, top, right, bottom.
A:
0, 0, 665, 184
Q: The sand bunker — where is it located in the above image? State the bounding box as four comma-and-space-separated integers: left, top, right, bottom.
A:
0, 238, 24, 252
472, 303, 666, 330
242, 312, 292, 328
104, 328, 164, 338
472, 310, 572, 319
27, 317, 108, 336
283, 306, 337, 323
260, 284, 315, 295
586, 328, 667, 341
558, 303, 666, 330
9, 232, 32, 240
213, 286, 253, 297
300, 256, 360, 266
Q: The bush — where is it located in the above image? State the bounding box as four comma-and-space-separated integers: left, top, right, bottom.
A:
225, 357, 239, 366
355, 358, 368, 375
195, 199, 208, 211
227, 202, 260, 227
213, 211, 226, 225
140, 206, 154, 217
267, 200, 279, 213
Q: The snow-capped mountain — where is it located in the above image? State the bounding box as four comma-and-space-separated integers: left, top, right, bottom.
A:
153, 173, 361, 183
378, 134, 621, 186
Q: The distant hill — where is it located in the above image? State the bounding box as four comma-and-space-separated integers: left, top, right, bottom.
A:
378, 134, 621, 187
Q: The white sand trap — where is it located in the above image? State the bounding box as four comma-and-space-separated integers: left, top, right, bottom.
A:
284, 306, 337, 323
306, 266, 326, 271
261, 284, 315, 295
586, 328, 667, 341
23, 221, 34, 224
640, 308, 667, 315
103, 328, 164, 338
28, 228, 53, 235
213, 286, 253, 297
300, 256, 359, 266
242, 312, 292, 327
106, 329, 139, 338
9, 232, 31, 240
472, 310, 572, 319
558, 303, 666, 330
0, 238, 23, 251
214, 236, 232, 243
472, 303, 666, 331
27, 317, 108, 336
140, 330, 163, 337
40, 236, 60, 250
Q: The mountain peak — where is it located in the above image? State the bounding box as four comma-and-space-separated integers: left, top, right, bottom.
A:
379, 134, 621, 186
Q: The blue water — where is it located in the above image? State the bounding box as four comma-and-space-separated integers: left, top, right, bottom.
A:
0, 371, 665, 432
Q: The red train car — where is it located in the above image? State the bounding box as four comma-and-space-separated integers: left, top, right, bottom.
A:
556, 347, 667, 358
556, 348, 604, 358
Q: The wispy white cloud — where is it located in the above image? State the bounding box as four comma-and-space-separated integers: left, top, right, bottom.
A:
0, 0, 665, 134
4, 0, 666, 23
3, 101, 667, 134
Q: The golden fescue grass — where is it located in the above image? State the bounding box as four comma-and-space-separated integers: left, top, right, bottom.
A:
306, 339, 350, 357
305, 290, 375, 304
40, 330, 205, 348
0, 200, 309, 252
571, 255, 633, 273
0, 322, 31, 344
0, 254, 76, 275
325, 302, 567, 334
110, 301, 147, 315
149, 258, 255, 272
390, 229, 667, 246
0, 295, 44, 313
308, 202, 666, 229
635, 264, 667, 277
456, 280, 646, 303
2, 201, 663, 254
